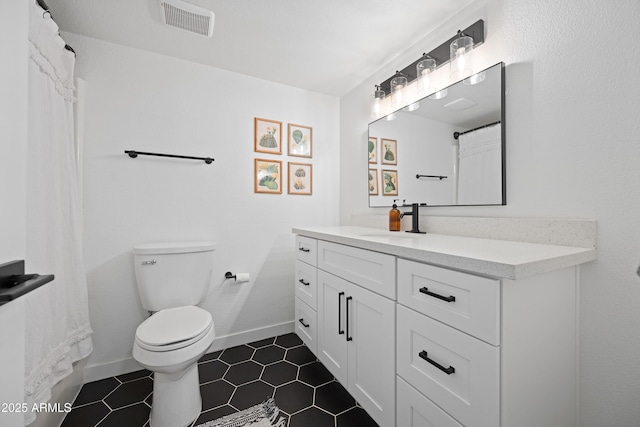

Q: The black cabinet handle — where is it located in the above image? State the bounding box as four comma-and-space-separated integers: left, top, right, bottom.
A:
298, 318, 310, 328
299, 247, 310, 253
346, 296, 353, 341
338, 292, 345, 335
419, 351, 455, 375
298, 278, 310, 286
419, 287, 456, 303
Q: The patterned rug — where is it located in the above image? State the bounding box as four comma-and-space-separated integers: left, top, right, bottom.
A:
195, 398, 286, 427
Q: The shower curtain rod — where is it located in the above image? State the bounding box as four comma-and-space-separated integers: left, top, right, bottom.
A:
453, 120, 501, 140
36, 0, 76, 56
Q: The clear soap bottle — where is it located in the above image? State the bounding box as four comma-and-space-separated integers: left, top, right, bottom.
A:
389, 200, 401, 231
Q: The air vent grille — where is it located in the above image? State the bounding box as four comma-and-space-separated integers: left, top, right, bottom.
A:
160, 0, 214, 37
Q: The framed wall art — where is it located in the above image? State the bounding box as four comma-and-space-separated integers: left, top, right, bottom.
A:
255, 118, 282, 154
381, 169, 398, 196
288, 123, 313, 157
368, 169, 378, 195
288, 162, 312, 195
254, 158, 282, 194
368, 137, 378, 164
381, 138, 397, 165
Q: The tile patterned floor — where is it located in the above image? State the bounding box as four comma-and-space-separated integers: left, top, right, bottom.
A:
61, 333, 379, 427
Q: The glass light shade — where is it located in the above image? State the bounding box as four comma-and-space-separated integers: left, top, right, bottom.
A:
403, 102, 420, 112
450, 34, 474, 80
370, 85, 386, 119
385, 112, 397, 121
427, 88, 448, 100
416, 57, 436, 96
463, 70, 486, 85
390, 73, 408, 109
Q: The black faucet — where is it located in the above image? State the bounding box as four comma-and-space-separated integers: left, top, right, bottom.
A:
400, 203, 427, 234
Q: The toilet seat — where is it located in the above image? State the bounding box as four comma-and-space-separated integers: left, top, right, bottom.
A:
135, 306, 213, 352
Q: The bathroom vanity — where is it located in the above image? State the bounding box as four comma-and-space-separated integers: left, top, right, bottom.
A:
292, 225, 596, 427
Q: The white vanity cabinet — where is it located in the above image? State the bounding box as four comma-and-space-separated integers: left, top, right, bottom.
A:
293, 226, 593, 427
294, 236, 318, 354
316, 241, 396, 427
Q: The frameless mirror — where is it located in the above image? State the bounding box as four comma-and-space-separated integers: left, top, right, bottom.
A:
368, 62, 505, 207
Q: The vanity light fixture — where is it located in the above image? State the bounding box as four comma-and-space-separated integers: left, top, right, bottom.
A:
450, 30, 474, 80
370, 20, 484, 118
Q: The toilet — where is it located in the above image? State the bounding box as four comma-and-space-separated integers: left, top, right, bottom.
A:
131, 241, 216, 427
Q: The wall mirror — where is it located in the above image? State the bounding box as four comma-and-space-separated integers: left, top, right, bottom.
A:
368, 62, 505, 207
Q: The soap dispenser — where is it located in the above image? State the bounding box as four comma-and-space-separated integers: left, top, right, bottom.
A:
389, 200, 401, 231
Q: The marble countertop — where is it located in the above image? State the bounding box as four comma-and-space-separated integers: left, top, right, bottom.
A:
292, 226, 597, 280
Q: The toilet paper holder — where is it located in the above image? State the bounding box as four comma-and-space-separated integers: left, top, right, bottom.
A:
224, 271, 250, 283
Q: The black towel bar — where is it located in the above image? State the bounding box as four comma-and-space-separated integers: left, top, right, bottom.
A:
125, 150, 214, 164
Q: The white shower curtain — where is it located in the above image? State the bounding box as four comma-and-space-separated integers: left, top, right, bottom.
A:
25, 2, 92, 424
457, 123, 502, 205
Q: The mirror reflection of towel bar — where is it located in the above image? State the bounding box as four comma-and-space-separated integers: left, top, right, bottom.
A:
416, 174, 447, 180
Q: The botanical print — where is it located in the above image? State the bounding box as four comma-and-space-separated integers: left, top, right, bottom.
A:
255, 118, 282, 154
368, 169, 378, 195
381, 138, 397, 165
382, 169, 398, 196
288, 162, 312, 195
288, 124, 313, 157
255, 158, 282, 194
368, 137, 378, 164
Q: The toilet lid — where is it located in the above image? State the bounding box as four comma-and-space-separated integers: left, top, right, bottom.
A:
136, 306, 212, 350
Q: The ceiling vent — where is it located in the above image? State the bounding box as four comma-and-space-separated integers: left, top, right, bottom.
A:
160, 0, 215, 37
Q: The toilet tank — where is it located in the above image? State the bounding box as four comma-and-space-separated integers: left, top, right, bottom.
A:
133, 241, 216, 312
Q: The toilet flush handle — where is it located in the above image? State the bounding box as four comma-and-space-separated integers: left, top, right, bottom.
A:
141, 259, 157, 265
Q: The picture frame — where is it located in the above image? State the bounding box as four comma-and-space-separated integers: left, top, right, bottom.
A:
254, 158, 282, 194
255, 118, 282, 154
368, 137, 378, 164
288, 162, 313, 195
381, 169, 398, 196
381, 138, 398, 165
288, 123, 313, 157
368, 169, 378, 195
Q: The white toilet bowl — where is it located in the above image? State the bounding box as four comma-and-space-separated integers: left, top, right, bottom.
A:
132, 306, 215, 427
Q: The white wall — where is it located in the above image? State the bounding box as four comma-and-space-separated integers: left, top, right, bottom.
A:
0, 1, 28, 426
340, 1, 640, 426
63, 33, 340, 377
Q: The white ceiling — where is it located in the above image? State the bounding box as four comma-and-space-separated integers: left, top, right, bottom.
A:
46, 0, 474, 97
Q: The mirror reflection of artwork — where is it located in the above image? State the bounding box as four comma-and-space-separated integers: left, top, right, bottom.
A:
255, 118, 282, 154
368, 137, 378, 164
381, 138, 397, 165
254, 158, 282, 194
288, 124, 312, 158
368, 62, 505, 207
368, 169, 378, 195
382, 170, 398, 196
288, 162, 312, 195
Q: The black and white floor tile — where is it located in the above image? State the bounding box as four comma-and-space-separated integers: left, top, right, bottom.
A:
61, 333, 379, 427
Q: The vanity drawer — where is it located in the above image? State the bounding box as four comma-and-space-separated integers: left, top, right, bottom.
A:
296, 236, 317, 266
397, 305, 499, 427
397, 376, 463, 427
295, 260, 317, 310
317, 240, 396, 300
398, 258, 500, 345
294, 297, 317, 355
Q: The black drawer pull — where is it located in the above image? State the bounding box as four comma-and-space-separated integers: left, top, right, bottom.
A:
298, 318, 310, 328
419, 287, 456, 303
299, 247, 310, 253
338, 292, 345, 335
346, 296, 353, 342
298, 278, 310, 286
419, 350, 455, 375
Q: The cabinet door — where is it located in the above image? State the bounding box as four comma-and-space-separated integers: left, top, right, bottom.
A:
317, 270, 348, 385
347, 282, 396, 427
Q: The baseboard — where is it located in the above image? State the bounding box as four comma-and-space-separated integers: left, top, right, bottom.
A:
83, 321, 295, 383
